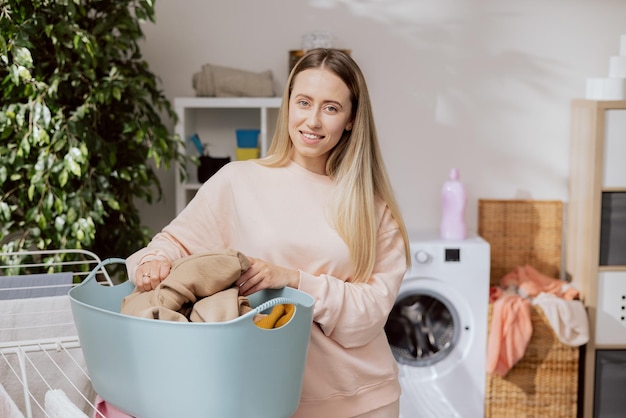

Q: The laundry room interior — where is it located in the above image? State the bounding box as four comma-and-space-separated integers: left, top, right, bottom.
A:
2, 0, 626, 417
134, 1, 626, 417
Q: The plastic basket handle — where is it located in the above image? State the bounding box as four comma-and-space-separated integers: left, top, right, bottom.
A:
83, 258, 126, 284
253, 297, 297, 313
239, 296, 302, 321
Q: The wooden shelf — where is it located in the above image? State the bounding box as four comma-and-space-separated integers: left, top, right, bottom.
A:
566, 99, 626, 418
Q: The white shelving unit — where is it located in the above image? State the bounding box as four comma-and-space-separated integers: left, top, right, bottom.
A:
174, 97, 282, 214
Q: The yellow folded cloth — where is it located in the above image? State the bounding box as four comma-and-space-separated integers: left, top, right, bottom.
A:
254, 304, 295, 329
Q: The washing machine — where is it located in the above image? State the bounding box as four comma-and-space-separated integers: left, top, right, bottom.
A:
385, 230, 490, 418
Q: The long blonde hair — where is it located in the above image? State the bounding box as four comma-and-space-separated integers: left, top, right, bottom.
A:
259, 48, 410, 282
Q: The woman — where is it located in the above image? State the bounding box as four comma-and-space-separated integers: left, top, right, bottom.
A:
126, 48, 410, 417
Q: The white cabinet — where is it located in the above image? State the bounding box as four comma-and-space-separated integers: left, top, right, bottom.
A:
173, 97, 282, 214
597, 271, 626, 345
566, 99, 626, 418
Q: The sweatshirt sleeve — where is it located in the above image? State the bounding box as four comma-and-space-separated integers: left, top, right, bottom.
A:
125, 170, 232, 283
297, 209, 408, 349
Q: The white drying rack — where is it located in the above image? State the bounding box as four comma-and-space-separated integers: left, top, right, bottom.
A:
0, 249, 114, 418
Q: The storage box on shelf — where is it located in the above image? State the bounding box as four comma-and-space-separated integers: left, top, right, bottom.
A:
566, 99, 626, 418
235, 129, 261, 161
174, 97, 282, 214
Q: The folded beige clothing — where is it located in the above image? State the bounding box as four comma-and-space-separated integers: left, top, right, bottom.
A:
192, 63, 275, 97
190, 287, 252, 322
121, 249, 251, 322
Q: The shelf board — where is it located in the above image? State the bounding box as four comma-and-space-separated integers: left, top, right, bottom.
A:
599, 265, 626, 272
184, 183, 202, 191
174, 97, 282, 109
573, 99, 626, 110
595, 345, 626, 350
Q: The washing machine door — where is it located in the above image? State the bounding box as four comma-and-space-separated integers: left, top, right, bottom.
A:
386, 288, 458, 367
385, 276, 473, 372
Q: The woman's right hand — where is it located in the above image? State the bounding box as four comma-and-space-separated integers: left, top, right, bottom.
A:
135, 259, 172, 292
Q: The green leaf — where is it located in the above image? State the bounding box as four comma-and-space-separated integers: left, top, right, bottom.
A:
44, 192, 54, 212
17, 66, 32, 81
0, 202, 10, 221
64, 147, 82, 177
54, 196, 64, 214
107, 197, 120, 211
58, 169, 68, 187
33, 125, 50, 144
13, 47, 33, 68
67, 207, 77, 224
54, 216, 65, 232
37, 213, 47, 230
112, 87, 121, 101
0, 35, 7, 65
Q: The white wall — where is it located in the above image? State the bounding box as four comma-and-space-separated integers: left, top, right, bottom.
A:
135, 0, 626, 236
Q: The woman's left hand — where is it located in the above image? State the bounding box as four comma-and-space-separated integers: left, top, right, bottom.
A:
235, 257, 300, 296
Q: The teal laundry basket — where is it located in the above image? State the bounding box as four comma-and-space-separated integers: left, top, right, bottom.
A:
68, 258, 314, 418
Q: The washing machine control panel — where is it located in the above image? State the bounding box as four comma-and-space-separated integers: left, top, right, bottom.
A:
414, 250, 431, 264
414, 247, 461, 264
444, 248, 461, 262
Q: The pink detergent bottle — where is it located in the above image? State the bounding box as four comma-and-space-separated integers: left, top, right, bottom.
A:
440, 168, 467, 240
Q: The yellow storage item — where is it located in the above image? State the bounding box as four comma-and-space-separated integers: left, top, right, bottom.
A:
235, 147, 259, 161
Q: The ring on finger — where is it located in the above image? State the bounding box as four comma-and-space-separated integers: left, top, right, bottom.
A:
142, 272, 151, 278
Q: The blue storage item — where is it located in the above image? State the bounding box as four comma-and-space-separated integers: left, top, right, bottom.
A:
236, 129, 260, 148
68, 258, 314, 418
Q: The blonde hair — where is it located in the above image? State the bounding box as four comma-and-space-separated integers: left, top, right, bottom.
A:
259, 48, 410, 282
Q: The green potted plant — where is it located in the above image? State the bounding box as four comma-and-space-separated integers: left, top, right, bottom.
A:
0, 0, 188, 278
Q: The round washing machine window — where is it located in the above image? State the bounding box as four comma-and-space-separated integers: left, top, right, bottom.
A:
385, 287, 461, 367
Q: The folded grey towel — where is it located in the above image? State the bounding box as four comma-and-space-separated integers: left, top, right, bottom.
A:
192, 64, 275, 97
192, 64, 216, 96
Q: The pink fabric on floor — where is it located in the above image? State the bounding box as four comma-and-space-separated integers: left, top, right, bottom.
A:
486, 294, 532, 377
94, 395, 134, 418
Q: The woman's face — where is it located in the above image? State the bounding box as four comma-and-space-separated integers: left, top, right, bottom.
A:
288, 68, 353, 175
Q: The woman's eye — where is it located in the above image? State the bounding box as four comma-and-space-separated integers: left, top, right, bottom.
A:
297, 100, 309, 106
325, 105, 338, 113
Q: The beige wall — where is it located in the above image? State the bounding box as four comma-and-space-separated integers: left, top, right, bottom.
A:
135, 0, 626, 236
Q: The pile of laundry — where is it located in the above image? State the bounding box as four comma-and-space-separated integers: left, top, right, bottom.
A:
192, 63, 275, 97
486, 264, 589, 377
121, 250, 293, 329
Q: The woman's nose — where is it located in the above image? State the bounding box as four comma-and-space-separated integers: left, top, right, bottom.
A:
306, 109, 322, 128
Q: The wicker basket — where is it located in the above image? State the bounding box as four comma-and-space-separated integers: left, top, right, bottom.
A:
478, 199, 579, 418
478, 199, 563, 286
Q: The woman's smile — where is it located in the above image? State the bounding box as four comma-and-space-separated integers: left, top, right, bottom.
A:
300, 130, 324, 144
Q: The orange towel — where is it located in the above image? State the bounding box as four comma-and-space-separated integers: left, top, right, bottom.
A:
487, 265, 583, 376
500, 264, 579, 300
486, 294, 532, 377
254, 304, 295, 329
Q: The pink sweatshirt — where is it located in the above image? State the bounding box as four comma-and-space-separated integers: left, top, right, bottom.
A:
126, 160, 408, 417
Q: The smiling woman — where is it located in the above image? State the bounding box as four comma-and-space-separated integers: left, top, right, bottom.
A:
125, 48, 411, 417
